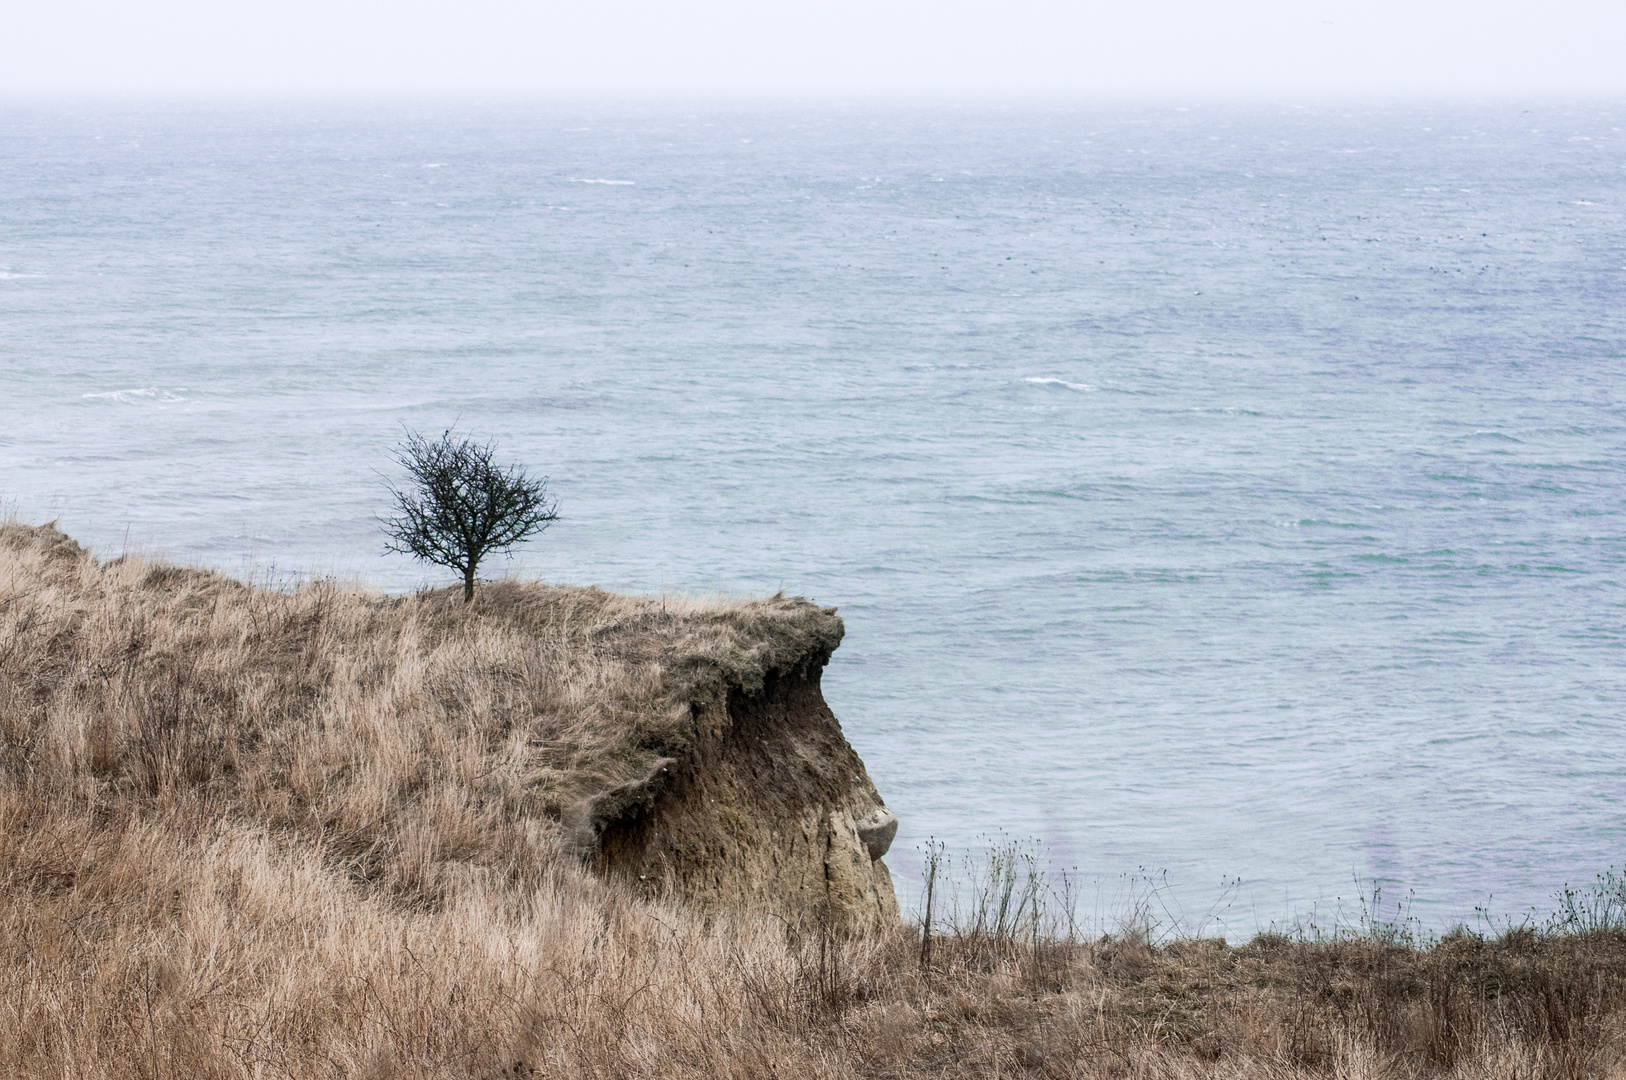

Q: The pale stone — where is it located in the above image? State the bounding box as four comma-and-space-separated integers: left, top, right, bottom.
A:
855, 809, 898, 861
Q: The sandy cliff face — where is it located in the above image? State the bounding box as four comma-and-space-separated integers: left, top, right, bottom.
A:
593, 646, 899, 935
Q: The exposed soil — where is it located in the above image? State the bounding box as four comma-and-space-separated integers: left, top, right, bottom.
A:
596, 650, 899, 934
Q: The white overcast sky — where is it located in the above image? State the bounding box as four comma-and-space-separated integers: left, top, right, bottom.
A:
3, 0, 1624, 98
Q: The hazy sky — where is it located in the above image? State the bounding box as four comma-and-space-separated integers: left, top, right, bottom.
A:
3, 0, 1624, 97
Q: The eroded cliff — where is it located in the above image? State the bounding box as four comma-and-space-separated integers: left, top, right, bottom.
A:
594, 638, 899, 934
0, 522, 898, 931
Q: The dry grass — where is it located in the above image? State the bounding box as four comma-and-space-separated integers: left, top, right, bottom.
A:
0, 520, 840, 904
3, 521, 1624, 1078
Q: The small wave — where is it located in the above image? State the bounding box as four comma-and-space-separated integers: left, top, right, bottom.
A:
82, 387, 188, 404
1024, 377, 1096, 393
571, 178, 635, 185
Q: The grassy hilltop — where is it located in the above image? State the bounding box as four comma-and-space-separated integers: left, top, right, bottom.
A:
1, 522, 1624, 1079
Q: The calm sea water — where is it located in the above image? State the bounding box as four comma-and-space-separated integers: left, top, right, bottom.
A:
4, 100, 1624, 933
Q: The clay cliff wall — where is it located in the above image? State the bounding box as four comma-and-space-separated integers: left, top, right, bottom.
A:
594, 643, 898, 934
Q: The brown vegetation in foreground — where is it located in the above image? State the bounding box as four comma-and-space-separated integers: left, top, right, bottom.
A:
3, 522, 1624, 1078
10, 808, 1626, 1080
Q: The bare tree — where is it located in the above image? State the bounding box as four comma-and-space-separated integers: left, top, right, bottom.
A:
382, 428, 560, 603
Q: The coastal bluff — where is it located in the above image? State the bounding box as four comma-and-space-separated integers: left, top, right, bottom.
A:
0, 521, 898, 933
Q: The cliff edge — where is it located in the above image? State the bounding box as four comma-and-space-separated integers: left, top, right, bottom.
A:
0, 522, 898, 932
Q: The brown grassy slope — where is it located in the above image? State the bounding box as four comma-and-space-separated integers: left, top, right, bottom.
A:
0, 520, 850, 907
9, 811, 1626, 1080
4, 522, 1625, 1078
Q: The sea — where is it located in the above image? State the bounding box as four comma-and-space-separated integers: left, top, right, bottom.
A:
3, 99, 1623, 935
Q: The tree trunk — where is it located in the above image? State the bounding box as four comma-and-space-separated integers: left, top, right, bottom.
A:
463, 565, 476, 603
